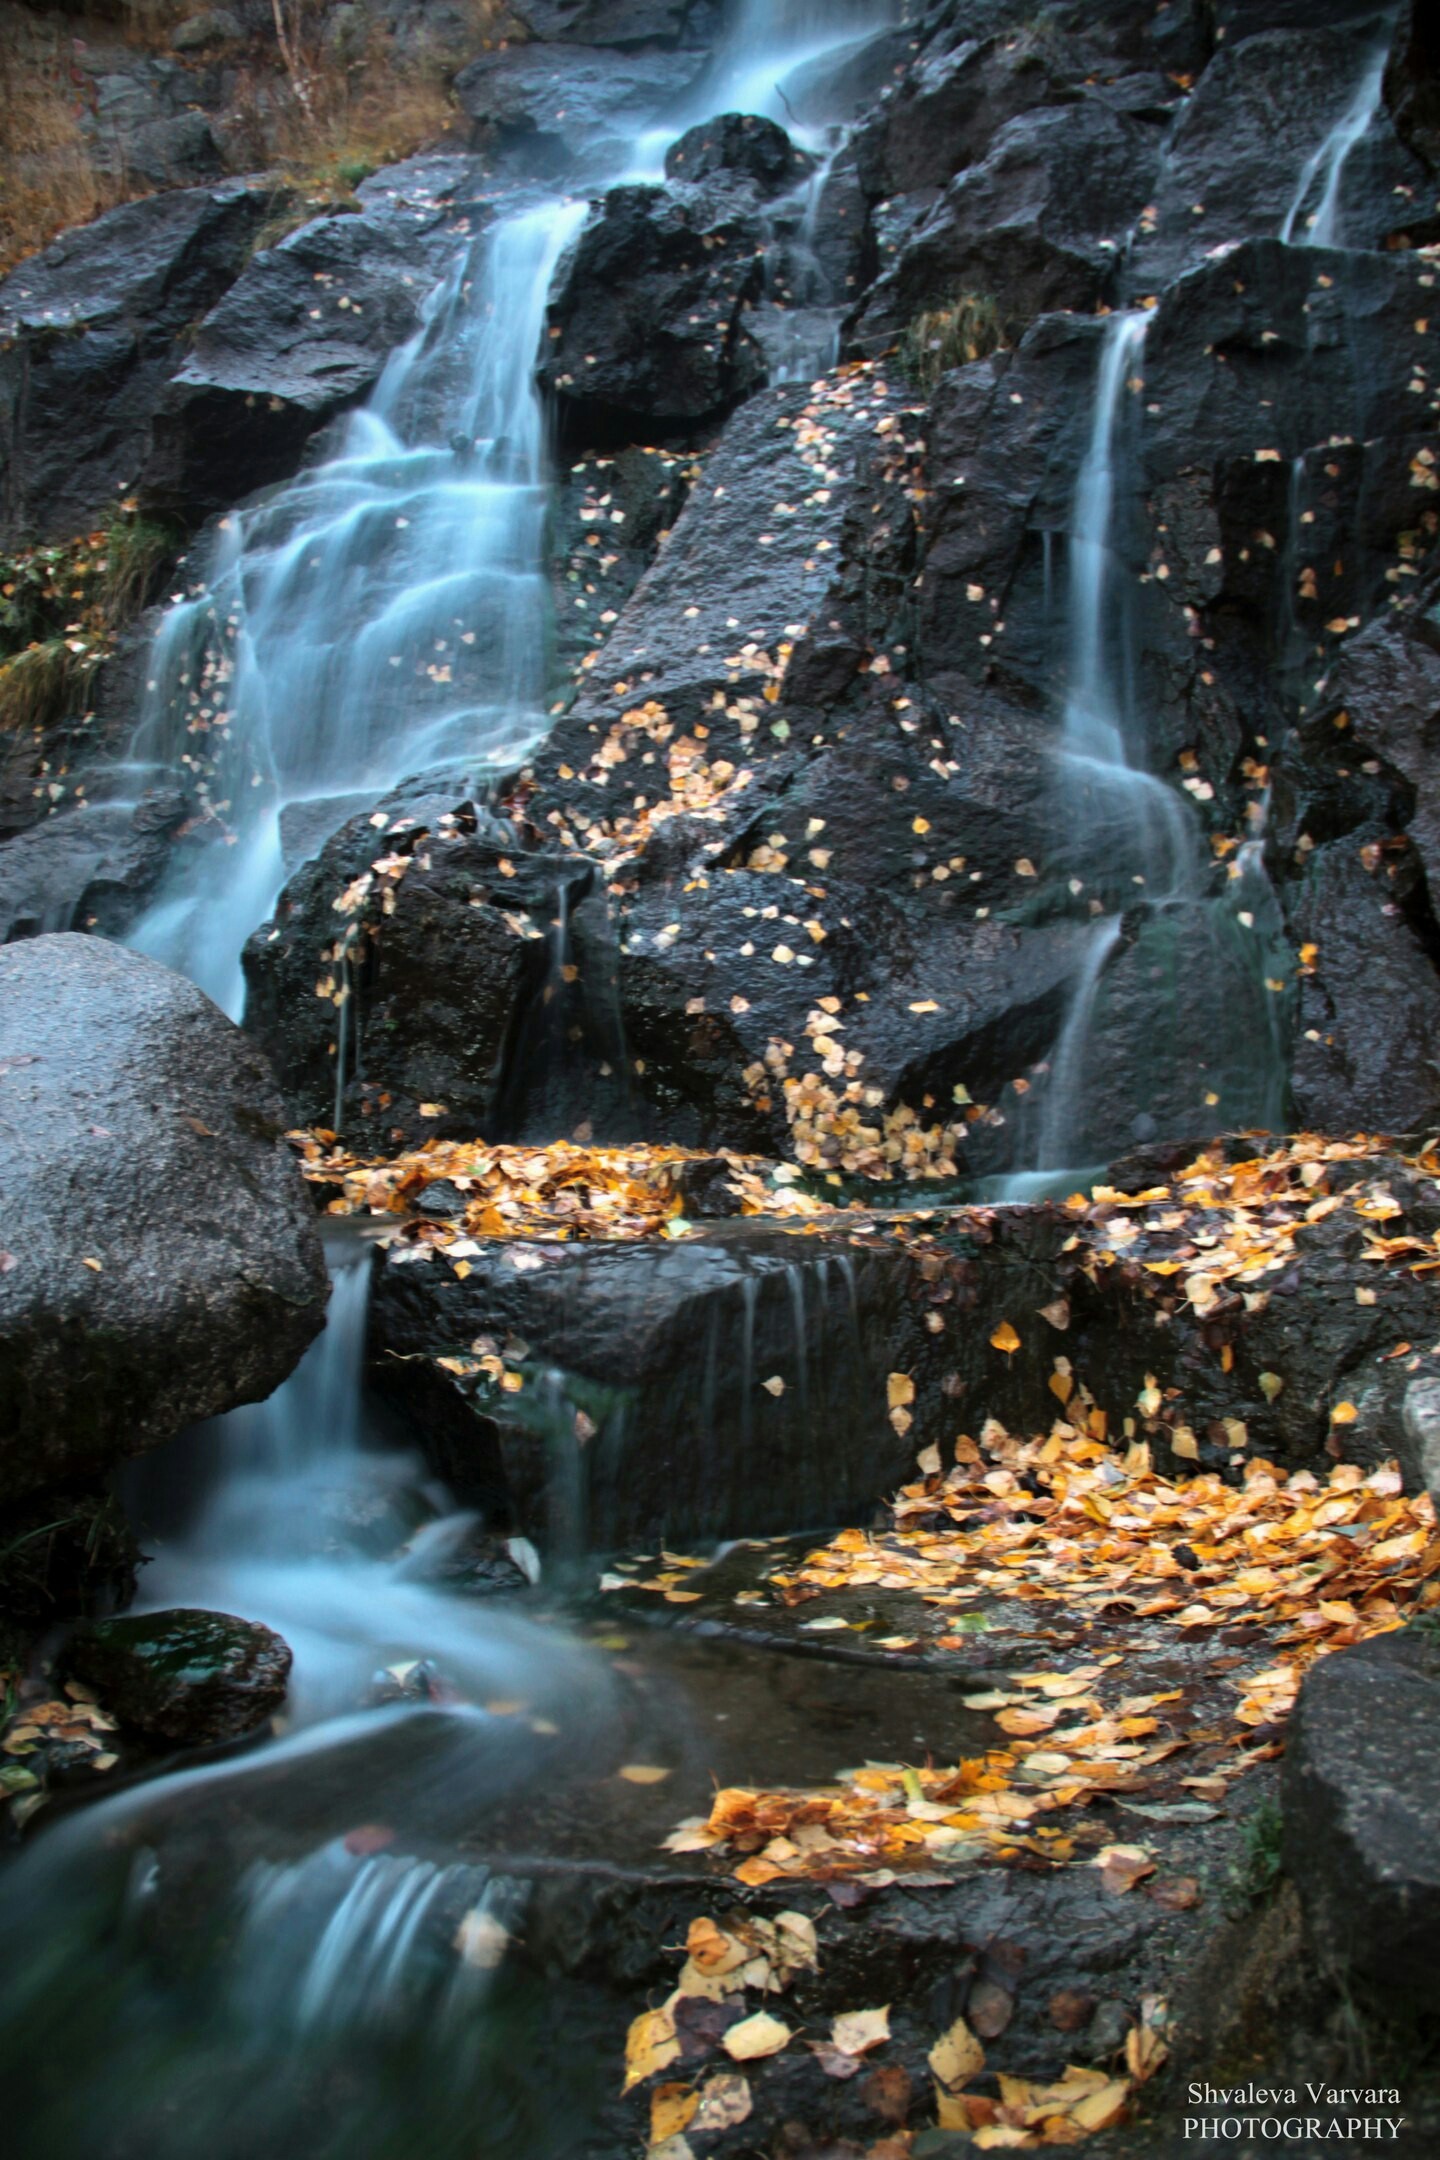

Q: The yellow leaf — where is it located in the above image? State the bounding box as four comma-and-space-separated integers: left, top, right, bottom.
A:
831, 2007, 891, 2057
619, 1764, 672, 1785
1067, 2078, 1132, 2131
929, 2016, 985, 2092
1170, 1426, 1199, 1461
723, 2012, 792, 2062
888, 1373, 916, 1408
651, 2084, 698, 2144
624, 2003, 680, 2092
1259, 1372, 1284, 1402
1331, 1401, 1358, 1424
990, 1322, 1021, 1355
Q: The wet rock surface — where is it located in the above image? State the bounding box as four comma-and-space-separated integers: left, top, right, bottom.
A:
0, 182, 279, 545
369, 1221, 924, 1546
61, 1606, 293, 1745
0, 935, 328, 1499
1283, 1626, 1440, 2016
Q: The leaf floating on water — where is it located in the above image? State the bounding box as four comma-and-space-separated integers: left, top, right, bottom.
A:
620, 1764, 673, 1785
990, 1322, 1020, 1355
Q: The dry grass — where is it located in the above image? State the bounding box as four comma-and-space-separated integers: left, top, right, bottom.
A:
0, 0, 510, 275
900, 293, 1009, 393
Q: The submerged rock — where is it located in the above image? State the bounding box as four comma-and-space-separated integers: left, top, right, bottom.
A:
0, 936, 328, 1501
62, 1607, 293, 1745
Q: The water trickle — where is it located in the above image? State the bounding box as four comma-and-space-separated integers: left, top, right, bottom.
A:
127, 198, 588, 1017
785, 1261, 811, 1434
1280, 37, 1391, 250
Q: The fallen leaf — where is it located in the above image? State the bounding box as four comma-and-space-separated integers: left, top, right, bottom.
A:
929, 2016, 985, 2092
990, 1322, 1021, 1355
831, 2007, 891, 2057
691, 2074, 751, 2130
625, 2003, 680, 2091
619, 1764, 672, 1785
650, 2083, 698, 2144
723, 2012, 792, 2062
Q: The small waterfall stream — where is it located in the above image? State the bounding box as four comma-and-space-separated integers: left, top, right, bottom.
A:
1280, 34, 1392, 249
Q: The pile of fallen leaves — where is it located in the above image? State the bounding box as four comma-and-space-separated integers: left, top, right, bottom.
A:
660, 1434, 1438, 1891
1, 1679, 120, 1826
291, 1133, 840, 1244
1063, 1132, 1440, 1323
623, 1906, 1170, 2156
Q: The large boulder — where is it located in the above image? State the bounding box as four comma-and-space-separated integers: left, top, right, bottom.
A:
368, 1222, 926, 1547
508, 0, 716, 42
454, 44, 701, 179
143, 170, 475, 523
849, 100, 1159, 352
0, 182, 277, 546
0, 936, 329, 1500
538, 180, 768, 442
61, 1607, 293, 1745
1283, 1628, 1440, 2017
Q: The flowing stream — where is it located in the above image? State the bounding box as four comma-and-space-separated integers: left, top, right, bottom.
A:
1001, 32, 1403, 1193
2, 9, 904, 2154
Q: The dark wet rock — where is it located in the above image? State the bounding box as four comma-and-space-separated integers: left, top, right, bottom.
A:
664, 111, 812, 194
1286, 833, 1440, 1136
532, 370, 916, 770
455, 45, 699, 180
850, 21, 1098, 202
1387, 0, 1440, 172
242, 802, 630, 1151
1295, 587, 1440, 895
549, 441, 696, 682
0, 182, 279, 546
539, 181, 767, 443
0, 935, 328, 1500
1284, 1627, 1440, 2016
850, 101, 1158, 353
143, 194, 464, 524
62, 1607, 293, 1745
0, 793, 189, 945
1128, 26, 1427, 293
170, 7, 243, 50
509, 0, 712, 43
368, 1222, 926, 1546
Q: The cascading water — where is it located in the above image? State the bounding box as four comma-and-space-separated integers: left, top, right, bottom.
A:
1008, 309, 1289, 1190
1280, 34, 1391, 250
3, 8, 905, 2152
127, 198, 586, 1016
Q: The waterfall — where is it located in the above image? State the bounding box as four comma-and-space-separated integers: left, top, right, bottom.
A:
1280, 38, 1390, 249
127, 199, 587, 1017
1007, 310, 1289, 1190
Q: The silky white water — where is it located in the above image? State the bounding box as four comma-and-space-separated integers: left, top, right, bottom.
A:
1281, 36, 1391, 249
